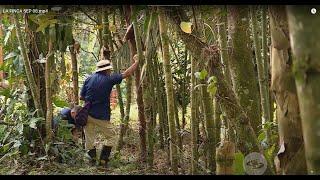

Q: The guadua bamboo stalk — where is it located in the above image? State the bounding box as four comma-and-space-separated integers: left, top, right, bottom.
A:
158, 7, 179, 174
287, 5, 320, 174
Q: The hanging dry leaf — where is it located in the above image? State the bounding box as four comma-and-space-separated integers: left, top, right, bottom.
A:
180, 22, 192, 34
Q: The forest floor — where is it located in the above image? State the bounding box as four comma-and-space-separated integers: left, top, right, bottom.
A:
0, 104, 195, 175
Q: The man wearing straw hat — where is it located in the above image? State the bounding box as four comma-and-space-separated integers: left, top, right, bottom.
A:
80, 54, 139, 168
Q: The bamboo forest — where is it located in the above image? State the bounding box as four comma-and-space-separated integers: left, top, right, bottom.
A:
0, 5, 320, 175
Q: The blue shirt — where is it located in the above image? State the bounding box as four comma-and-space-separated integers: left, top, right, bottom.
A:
80, 72, 123, 120
60, 108, 75, 125
52, 108, 75, 130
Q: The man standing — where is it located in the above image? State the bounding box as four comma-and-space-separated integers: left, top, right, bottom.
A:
80, 54, 139, 168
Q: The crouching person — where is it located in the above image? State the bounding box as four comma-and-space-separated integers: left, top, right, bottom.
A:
52, 105, 82, 142
80, 54, 139, 168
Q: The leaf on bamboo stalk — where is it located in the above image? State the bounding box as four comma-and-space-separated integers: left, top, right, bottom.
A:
180, 22, 192, 34
195, 69, 208, 80
207, 83, 217, 96
207, 76, 217, 84
258, 132, 266, 143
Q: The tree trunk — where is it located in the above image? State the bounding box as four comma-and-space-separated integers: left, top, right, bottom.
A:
155, 60, 166, 149
227, 5, 261, 135
13, 14, 44, 117
217, 6, 232, 86
190, 56, 199, 174
181, 48, 188, 129
45, 39, 53, 141
123, 5, 147, 162
0, 19, 3, 81
158, 7, 179, 174
269, 6, 307, 174
102, 11, 111, 52
97, 10, 103, 50
143, 10, 157, 169
200, 79, 216, 173
132, 8, 147, 163
103, 11, 125, 121
261, 6, 272, 122
117, 77, 132, 151
198, 53, 216, 173
216, 141, 235, 175
60, 52, 66, 78
213, 98, 221, 146
173, 95, 183, 158
250, 6, 271, 144
287, 5, 320, 174
165, 6, 262, 156
216, 6, 234, 144
69, 39, 79, 105
25, 15, 47, 138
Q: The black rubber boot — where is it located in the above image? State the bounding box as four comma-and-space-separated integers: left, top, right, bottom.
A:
87, 148, 96, 166
99, 146, 112, 168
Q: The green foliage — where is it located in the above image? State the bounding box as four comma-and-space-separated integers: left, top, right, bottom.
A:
29, 13, 58, 33
50, 142, 86, 165
131, 5, 148, 21
28, 13, 73, 52
0, 87, 45, 163
36, 19, 58, 33
4, 24, 15, 46
258, 121, 278, 172
207, 76, 217, 96
258, 132, 266, 143
53, 96, 69, 108
169, 40, 191, 109
234, 152, 245, 175
0, 88, 10, 98
194, 72, 218, 96
195, 69, 208, 80
29, 118, 42, 129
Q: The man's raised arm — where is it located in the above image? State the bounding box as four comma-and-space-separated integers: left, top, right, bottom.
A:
121, 54, 140, 79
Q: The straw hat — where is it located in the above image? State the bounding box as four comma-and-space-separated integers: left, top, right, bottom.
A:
95, 60, 113, 73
